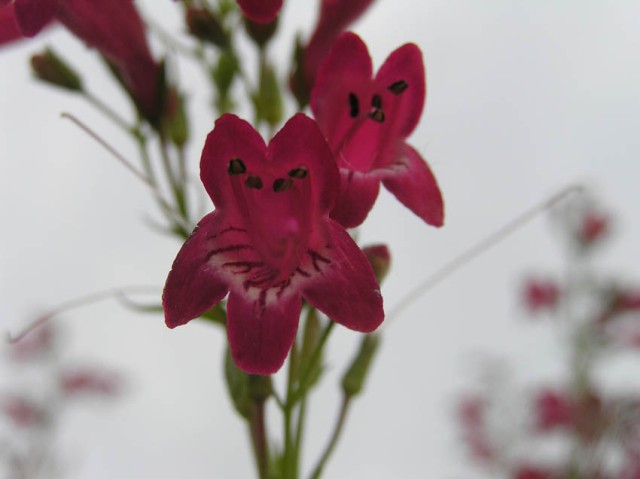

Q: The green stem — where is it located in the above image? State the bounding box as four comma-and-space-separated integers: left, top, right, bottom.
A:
309, 396, 352, 479
292, 321, 335, 404
83, 91, 135, 135
283, 342, 299, 479
249, 400, 269, 479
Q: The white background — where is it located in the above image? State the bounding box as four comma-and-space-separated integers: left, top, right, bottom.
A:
1, 1, 639, 477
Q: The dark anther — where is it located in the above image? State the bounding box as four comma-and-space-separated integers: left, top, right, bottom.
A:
388, 80, 408, 95
245, 175, 263, 189
288, 167, 308, 179
273, 178, 294, 192
368, 109, 385, 123
372, 94, 382, 109
348, 92, 359, 118
228, 158, 246, 175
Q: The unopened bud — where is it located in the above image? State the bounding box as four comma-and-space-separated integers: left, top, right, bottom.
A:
31, 48, 83, 92
341, 333, 380, 398
253, 61, 282, 127
362, 244, 391, 284
244, 17, 278, 48
164, 88, 189, 147
186, 7, 228, 48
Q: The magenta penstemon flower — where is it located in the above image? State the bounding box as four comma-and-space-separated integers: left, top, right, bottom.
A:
311, 32, 444, 228
162, 113, 384, 375
236, 0, 283, 24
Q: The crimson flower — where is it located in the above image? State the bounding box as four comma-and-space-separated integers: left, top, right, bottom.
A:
311, 32, 444, 228
236, 0, 282, 24
0, 0, 162, 121
162, 113, 384, 375
60, 368, 122, 398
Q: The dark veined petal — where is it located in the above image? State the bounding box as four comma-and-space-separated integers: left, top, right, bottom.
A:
375, 42, 425, 138
381, 143, 444, 227
302, 219, 384, 333
236, 0, 282, 24
227, 290, 301, 375
163, 212, 230, 328
14, 0, 57, 36
329, 169, 379, 229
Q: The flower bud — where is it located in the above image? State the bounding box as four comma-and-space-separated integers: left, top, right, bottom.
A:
244, 16, 278, 48
30, 48, 83, 92
341, 333, 380, 398
252, 61, 282, 127
362, 244, 391, 284
186, 7, 228, 48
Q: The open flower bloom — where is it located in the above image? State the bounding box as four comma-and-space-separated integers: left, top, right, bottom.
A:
163, 114, 384, 375
1, 0, 162, 121
311, 32, 444, 228
236, 0, 282, 24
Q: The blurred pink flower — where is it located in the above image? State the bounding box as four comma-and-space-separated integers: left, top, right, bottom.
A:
236, 0, 282, 24
60, 368, 122, 398
523, 278, 559, 313
1, 395, 43, 428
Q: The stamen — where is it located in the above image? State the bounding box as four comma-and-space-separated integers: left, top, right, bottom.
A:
228, 158, 246, 175
368, 110, 385, 123
372, 94, 382, 109
273, 178, 294, 192
245, 175, 263, 189
288, 167, 308, 179
388, 80, 408, 94
348, 92, 359, 118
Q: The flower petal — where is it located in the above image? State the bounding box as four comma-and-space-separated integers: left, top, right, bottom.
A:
329, 169, 379, 228
0, 4, 23, 46
374, 42, 425, 138
14, 0, 58, 36
226, 290, 301, 375
236, 0, 282, 24
381, 143, 444, 227
311, 32, 373, 152
302, 219, 384, 332
302, 0, 374, 89
200, 114, 267, 211
268, 113, 339, 215
163, 212, 230, 328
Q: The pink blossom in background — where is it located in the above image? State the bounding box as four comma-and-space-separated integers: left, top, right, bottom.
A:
523, 278, 559, 313
163, 114, 384, 375
60, 368, 122, 398
579, 211, 609, 246
7, 322, 55, 362
534, 388, 573, 431
1, 395, 43, 428
311, 32, 443, 228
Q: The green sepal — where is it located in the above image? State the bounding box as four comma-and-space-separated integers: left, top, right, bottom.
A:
252, 61, 283, 127
341, 333, 381, 398
31, 47, 83, 92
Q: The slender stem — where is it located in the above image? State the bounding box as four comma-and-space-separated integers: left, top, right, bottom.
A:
293, 396, 307, 476
82, 91, 135, 134
309, 396, 352, 479
283, 342, 299, 479
292, 321, 335, 404
387, 184, 583, 323
249, 400, 269, 479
